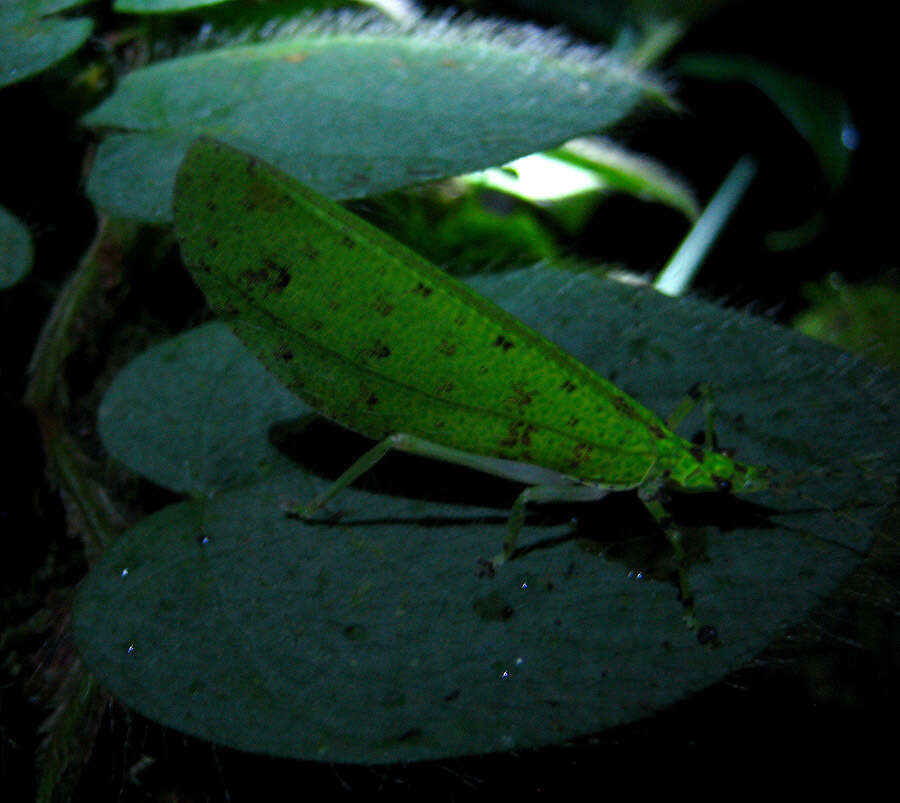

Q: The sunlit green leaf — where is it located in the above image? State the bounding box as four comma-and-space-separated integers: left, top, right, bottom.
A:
557, 136, 699, 218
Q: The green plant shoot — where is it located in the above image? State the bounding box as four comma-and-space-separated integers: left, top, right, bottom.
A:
174, 137, 776, 639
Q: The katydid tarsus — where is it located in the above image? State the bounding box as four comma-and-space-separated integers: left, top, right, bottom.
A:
173, 138, 878, 642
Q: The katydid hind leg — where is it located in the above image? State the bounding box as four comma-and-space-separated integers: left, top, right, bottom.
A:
294, 435, 399, 516
484, 482, 617, 572
296, 431, 618, 527
293, 431, 509, 517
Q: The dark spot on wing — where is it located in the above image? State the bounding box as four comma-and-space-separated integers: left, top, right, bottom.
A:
412, 282, 433, 297
373, 298, 394, 317
493, 335, 514, 352
239, 177, 295, 213
570, 442, 594, 469
498, 421, 536, 450
611, 396, 633, 417
560, 380, 577, 393
242, 258, 290, 296
507, 383, 536, 408
363, 340, 391, 360
437, 339, 457, 357
263, 257, 290, 290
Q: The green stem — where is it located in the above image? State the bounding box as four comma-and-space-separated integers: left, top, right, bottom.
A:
654, 155, 757, 297
26, 216, 139, 555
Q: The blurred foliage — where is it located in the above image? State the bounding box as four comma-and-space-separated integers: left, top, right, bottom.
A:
794, 274, 900, 371
0, 203, 34, 288
353, 185, 560, 274
0, 0, 94, 88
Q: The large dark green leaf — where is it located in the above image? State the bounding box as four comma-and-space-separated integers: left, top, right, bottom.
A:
0, 0, 93, 87
74, 266, 898, 763
98, 322, 308, 494
0, 205, 33, 288
83, 12, 657, 221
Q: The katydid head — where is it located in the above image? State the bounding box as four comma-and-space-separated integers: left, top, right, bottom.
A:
672, 447, 772, 495
725, 460, 773, 494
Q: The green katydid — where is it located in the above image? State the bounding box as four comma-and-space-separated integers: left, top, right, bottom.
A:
172, 137, 853, 640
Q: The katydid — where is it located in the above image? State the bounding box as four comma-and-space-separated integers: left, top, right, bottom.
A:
174, 138, 799, 639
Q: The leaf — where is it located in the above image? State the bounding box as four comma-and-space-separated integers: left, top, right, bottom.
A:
678, 53, 857, 190
83, 11, 657, 221
559, 136, 698, 218
74, 264, 899, 763
0, 0, 93, 88
0, 204, 33, 289
462, 138, 697, 236
793, 276, 900, 372
112, 0, 388, 16
113, 0, 233, 13
98, 322, 309, 495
